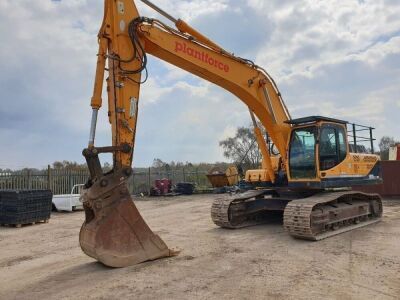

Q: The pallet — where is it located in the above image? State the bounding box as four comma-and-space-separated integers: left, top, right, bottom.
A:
0, 219, 49, 228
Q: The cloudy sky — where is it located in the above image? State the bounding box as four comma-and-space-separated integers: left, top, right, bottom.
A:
0, 0, 399, 169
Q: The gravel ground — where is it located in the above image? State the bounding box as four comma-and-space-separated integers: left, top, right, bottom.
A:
0, 195, 399, 300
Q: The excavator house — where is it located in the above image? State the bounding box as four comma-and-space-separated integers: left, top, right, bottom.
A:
79, 0, 383, 267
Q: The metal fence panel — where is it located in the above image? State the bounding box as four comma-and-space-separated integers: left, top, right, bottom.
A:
0, 168, 211, 195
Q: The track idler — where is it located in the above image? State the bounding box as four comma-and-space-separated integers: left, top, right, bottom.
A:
79, 168, 174, 267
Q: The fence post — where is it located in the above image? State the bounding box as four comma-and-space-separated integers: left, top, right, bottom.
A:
148, 167, 151, 195
69, 169, 73, 193
182, 167, 185, 182
27, 169, 32, 189
131, 171, 135, 195
47, 165, 51, 190
196, 168, 199, 186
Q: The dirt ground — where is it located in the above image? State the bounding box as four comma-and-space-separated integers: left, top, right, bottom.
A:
0, 195, 399, 300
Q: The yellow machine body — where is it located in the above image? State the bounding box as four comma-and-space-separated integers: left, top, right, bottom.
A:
246, 156, 281, 183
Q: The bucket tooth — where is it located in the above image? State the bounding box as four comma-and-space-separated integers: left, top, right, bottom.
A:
79, 170, 174, 267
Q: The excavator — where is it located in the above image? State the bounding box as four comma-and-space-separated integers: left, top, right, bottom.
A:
79, 0, 383, 267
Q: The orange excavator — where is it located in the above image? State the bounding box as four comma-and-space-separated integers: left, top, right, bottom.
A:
80, 0, 383, 267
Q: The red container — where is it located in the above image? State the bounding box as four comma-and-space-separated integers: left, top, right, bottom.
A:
353, 161, 400, 197
397, 145, 400, 160
155, 179, 171, 195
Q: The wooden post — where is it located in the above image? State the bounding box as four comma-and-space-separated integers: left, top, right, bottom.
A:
182, 167, 185, 182
196, 168, 199, 186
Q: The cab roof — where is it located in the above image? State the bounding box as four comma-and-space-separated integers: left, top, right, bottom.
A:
285, 116, 348, 126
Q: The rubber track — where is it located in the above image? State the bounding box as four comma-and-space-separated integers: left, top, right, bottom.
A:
283, 191, 382, 241
211, 190, 268, 229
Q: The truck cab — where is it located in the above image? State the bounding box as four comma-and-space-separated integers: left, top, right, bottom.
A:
52, 184, 85, 212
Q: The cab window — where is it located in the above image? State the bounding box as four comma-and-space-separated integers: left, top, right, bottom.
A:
319, 125, 347, 170
289, 126, 317, 179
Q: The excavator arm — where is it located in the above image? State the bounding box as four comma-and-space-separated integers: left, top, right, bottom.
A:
80, 0, 291, 267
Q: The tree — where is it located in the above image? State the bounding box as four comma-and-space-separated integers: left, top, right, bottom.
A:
379, 136, 398, 160
152, 158, 166, 169
219, 126, 261, 170
52, 160, 87, 170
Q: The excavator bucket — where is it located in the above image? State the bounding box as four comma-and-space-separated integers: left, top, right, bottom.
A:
79, 170, 174, 267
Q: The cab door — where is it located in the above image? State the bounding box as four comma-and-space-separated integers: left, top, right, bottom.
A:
319, 123, 347, 171
288, 126, 318, 180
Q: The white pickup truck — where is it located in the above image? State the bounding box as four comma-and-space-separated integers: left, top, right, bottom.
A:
52, 184, 85, 212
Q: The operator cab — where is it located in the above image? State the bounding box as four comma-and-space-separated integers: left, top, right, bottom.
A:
287, 116, 348, 179
285, 116, 380, 188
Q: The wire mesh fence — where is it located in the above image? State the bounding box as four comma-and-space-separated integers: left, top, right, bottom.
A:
128, 168, 211, 194
0, 167, 211, 195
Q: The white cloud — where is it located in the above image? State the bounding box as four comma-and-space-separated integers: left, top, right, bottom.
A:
220, 125, 238, 140
136, 0, 229, 23
343, 36, 400, 66
251, 0, 400, 80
